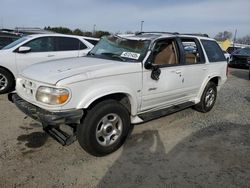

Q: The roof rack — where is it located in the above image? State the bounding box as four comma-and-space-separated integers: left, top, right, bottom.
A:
135, 31, 179, 35
135, 31, 209, 38
179, 33, 209, 37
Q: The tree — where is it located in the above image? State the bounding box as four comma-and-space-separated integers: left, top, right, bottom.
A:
73, 29, 83, 36
236, 35, 250, 45
44, 26, 110, 38
93, 31, 110, 38
214, 31, 232, 41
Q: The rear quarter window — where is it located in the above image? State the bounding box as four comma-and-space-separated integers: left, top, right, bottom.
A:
201, 40, 226, 62
85, 39, 99, 46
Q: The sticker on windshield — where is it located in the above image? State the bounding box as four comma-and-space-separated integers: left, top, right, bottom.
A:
121, 52, 140, 60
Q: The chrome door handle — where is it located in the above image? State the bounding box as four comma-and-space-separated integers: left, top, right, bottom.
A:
203, 68, 207, 70
47, 54, 55, 57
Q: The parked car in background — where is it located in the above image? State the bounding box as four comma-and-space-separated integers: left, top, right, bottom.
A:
0, 31, 22, 49
0, 36, 21, 49
223, 50, 230, 62
228, 48, 250, 69
0, 34, 97, 94
226, 46, 241, 54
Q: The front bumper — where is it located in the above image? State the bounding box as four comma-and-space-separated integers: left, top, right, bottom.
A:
9, 93, 83, 126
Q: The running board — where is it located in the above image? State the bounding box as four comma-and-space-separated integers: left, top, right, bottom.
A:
138, 101, 195, 122
43, 124, 77, 146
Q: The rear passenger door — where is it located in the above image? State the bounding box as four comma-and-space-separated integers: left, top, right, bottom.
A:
53, 37, 88, 59
177, 37, 208, 99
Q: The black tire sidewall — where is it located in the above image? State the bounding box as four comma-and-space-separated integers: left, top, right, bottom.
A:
201, 82, 217, 112
0, 68, 15, 94
77, 100, 130, 156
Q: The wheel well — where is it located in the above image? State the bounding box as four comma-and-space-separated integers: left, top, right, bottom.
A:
209, 77, 220, 86
0, 66, 15, 80
87, 93, 131, 114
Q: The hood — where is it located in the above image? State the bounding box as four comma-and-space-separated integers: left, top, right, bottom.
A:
21, 57, 142, 85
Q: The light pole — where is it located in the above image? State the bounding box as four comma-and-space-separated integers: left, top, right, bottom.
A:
140, 21, 144, 32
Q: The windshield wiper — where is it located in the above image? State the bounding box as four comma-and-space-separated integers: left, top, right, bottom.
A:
100, 52, 126, 62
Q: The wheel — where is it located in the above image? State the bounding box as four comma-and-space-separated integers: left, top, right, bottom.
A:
0, 68, 15, 94
77, 99, 130, 156
194, 82, 217, 113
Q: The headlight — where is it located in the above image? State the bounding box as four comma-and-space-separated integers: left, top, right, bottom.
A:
36, 86, 70, 105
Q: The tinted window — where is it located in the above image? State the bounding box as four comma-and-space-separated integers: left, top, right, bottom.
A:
79, 41, 87, 50
24, 37, 55, 52
0, 37, 17, 47
201, 40, 226, 62
56, 37, 83, 51
2, 36, 29, 50
233, 48, 250, 55
85, 39, 98, 45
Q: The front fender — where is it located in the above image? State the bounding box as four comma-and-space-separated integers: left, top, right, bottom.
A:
76, 85, 139, 116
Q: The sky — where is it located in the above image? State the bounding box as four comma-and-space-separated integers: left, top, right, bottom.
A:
0, 0, 249, 38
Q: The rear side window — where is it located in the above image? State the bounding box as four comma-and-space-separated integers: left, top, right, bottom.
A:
180, 38, 205, 64
201, 40, 226, 62
85, 39, 99, 45
55, 37, 86, 51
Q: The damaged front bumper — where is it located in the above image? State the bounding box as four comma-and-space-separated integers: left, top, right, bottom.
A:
9, 93, 84, 145
9, 93, 83, 126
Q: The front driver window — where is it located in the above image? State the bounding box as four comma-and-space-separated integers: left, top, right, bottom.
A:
24, 37, 55, 52
153, 39, 179, 65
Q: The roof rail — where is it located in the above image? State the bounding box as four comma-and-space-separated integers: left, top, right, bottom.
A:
180, 33, 209, 37
135, 31, 179, 35
135, 32, 209, 38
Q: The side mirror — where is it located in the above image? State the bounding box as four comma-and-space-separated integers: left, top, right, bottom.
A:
144, 52, 161, 80
18, 46, 31, 53
151, 65, 161, 80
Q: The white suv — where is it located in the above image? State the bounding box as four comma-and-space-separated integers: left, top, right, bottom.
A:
0, 34, 98, 94
10, 32, 227, 156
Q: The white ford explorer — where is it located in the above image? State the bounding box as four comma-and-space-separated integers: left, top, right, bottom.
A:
9, 32, 228, 156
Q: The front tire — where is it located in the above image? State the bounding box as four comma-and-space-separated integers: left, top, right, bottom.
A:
0, 68, 15, 94
77, 100, 130, 156
194, 82, 217, 113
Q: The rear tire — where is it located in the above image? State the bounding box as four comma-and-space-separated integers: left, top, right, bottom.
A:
0, 68, 15, 94
194, 82, 217, 113
77, 99, 130, 157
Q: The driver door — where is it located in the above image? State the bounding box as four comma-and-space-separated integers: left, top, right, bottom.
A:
140, 38, 186, 112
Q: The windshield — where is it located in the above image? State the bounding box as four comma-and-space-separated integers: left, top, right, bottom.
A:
89, 35, 150, 62
2, 36, 29, 50
233, 48, 250, 55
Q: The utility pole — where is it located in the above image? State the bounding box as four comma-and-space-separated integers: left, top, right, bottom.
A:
140, 21, 144, 32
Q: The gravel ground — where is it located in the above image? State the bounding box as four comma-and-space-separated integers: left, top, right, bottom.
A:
0, 68, 249, 188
